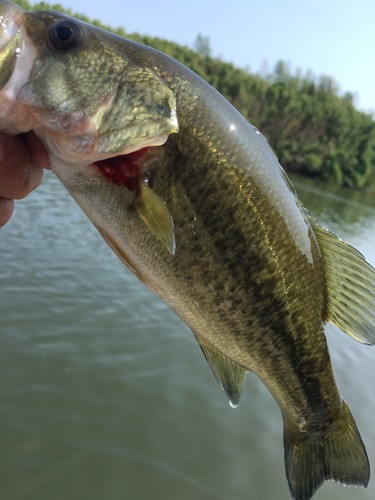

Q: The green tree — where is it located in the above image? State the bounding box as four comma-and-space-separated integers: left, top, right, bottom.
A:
193, 34, 211, 57
10, 1, 375, 190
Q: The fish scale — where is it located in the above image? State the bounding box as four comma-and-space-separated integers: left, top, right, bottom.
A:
148, 128, 333, 422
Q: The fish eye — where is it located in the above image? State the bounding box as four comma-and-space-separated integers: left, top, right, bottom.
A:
49, 20, 82, 51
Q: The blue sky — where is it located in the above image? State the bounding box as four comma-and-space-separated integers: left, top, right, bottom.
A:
36, 0, 375, 113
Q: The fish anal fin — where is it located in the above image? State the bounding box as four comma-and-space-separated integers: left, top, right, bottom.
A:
284, 400, 369, 500
135, 183, 176, 255
309, 215, 375, 345
198, 341, 248, 408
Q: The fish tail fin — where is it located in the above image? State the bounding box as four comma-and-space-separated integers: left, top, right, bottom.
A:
283, 400, 369, 500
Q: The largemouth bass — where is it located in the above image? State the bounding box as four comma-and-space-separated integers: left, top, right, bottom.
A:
1, 2, 375, 499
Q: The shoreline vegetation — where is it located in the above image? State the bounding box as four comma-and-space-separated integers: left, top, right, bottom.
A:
17, 1, 375, 190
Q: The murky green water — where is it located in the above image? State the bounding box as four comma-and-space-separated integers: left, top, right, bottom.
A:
1, 170, 375, 500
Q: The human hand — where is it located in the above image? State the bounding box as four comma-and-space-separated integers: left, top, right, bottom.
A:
0, 131, 50, 227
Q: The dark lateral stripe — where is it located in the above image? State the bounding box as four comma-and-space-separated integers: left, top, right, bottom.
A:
167, 135, 329, 412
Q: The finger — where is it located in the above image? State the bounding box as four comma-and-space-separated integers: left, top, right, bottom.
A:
25, 131, 50, 169
0, 132, 44, 199
0, 196, 14, 227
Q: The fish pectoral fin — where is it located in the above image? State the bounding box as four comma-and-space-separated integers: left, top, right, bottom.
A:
135, 183, 176, 255
198, 341, 248, 408
309, 215, 375, 345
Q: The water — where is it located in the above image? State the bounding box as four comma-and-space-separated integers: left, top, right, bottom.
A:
1, 170, 375, 500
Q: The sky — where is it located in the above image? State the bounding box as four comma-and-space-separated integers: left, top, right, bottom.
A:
35, 0, 375, 113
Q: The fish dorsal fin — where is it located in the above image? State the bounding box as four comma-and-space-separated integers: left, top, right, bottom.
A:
135, 183, 176, 255
309, 215, 375, 345
199, 341, 248, 407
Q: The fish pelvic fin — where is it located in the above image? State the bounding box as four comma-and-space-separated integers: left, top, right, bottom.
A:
284, 400, 369, 500
309, 215, 375, 344
198, 341, 248, 408
135, 183, 176, 255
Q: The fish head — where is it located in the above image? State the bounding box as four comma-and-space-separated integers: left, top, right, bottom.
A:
0, 1, 180, 255
0, 1, 179, 164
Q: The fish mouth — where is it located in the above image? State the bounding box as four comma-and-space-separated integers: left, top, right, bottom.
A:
0, 2, 25, 90
0, 2, 39, 131
0, 1, 24, 46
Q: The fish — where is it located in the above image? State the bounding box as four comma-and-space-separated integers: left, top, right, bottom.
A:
1, 2, 375, 499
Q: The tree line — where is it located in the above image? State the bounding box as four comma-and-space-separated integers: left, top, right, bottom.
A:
16, 1, 375, 189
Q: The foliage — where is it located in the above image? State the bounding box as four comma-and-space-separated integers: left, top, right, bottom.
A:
193, 34, 211, 57
15, 0, 375, 189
